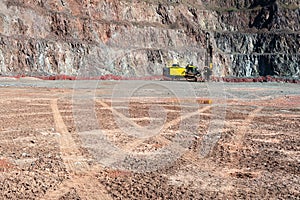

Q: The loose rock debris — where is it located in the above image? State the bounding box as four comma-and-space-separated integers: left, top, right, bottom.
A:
0, 81, 299, 199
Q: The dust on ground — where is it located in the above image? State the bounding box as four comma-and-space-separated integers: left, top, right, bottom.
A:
0, 80, 299, 199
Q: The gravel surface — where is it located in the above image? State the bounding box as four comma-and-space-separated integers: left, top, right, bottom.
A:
0, 80, 299, 199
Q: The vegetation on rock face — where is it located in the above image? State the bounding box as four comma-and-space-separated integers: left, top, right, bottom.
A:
0, 0, 299, 78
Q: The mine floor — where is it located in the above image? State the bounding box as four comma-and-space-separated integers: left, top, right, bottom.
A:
0, 79, 299, 199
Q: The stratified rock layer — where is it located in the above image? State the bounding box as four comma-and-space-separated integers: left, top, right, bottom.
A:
0, 0, 299, 78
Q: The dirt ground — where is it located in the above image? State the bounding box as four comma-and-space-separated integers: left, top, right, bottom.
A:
0, 79, 299, 199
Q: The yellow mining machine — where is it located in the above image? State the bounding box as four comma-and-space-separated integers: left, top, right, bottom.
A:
163, 63, 204, 82
163, 32, 213, 82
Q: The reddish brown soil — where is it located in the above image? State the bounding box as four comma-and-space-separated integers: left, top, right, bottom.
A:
0, 86, 299, 199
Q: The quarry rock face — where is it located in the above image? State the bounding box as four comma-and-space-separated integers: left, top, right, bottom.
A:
0, 0, 299, 78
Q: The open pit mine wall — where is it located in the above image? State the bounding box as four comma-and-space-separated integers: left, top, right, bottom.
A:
0, 0, 299, 78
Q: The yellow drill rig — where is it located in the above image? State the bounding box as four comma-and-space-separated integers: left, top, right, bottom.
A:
163, 63, 203, 82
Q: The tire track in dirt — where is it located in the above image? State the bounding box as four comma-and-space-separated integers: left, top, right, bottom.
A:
42, 99, 112, 200
168, 106, 264, 195
216, 106, 264, 159
176, 107, 264, 195
220, 106, 265, 196
50, 99, 81, 161
124, 105, 212, 152
234, 106, 264, 149
97, 99, 211, 152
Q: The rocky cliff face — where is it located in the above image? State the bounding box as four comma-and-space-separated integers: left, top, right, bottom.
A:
0, 0, 299, 78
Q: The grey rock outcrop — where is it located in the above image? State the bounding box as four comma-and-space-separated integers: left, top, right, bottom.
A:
0, 0, 298, 78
